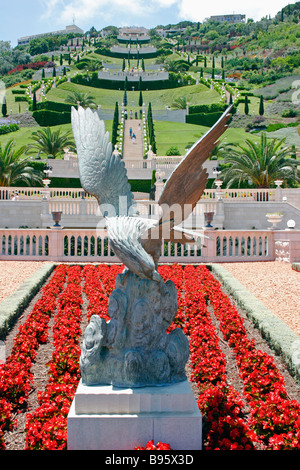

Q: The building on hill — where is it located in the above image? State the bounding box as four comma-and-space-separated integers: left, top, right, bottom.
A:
17, 24, 84, 46
118, 26, 150, 40
209, 14, 246, 23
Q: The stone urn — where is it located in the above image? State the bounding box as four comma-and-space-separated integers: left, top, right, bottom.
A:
52, 211, 62, 227
266, 213, 283, 230
204, 211, 214, 228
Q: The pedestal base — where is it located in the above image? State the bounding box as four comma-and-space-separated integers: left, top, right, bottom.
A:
67, 380, 202, 450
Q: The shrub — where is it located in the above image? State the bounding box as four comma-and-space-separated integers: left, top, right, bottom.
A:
32, 110, 71, 127
282, 108, 298, 118
186, 112, 223, 126
0, 123, 19, 135
166, 146, 181, 156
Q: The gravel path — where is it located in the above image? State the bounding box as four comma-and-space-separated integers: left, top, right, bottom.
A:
0, 261, 49, 303
220, 261, 300, 337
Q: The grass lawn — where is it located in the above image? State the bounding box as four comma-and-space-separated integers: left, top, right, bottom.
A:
153, 120, 260, 156
0, 121, 113, 158
46, 81, 221, 111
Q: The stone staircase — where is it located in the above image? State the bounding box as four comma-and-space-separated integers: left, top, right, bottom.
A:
122, 119, 143, 160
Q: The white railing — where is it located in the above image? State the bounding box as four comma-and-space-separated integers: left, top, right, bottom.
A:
0, 186, 285, 202
1, 228, 299, 263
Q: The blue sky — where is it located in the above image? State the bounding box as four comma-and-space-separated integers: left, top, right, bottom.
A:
0, 0, 292, 47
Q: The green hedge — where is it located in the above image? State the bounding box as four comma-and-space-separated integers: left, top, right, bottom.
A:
35, 100, 73, 113
189, 103, 227, 114
71, 71, 195, 91
32, 109, 71, 126
14, 96, 29, 102
11, 89, 26, 94
94, 47, 158, 59
0, 123, 19, 135
129, 180, 152, 193
186, 111, 223, 126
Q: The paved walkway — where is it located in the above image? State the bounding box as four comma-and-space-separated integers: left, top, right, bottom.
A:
123, 119, 144, 160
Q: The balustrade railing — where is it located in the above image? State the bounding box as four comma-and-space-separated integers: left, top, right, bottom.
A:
0, 186, 282, 202
1, 228, 297, 263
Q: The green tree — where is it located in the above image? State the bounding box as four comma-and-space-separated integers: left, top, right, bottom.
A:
32, 91, 37, 111
0, 140, 43, 186
259, 95, 264, 116
64, 90, 97, 109
172, 96, 187, 109
1, 96, 7, 117
26, 127, 74, 159
220, 134, 299, 188
139, 90, 143, 107
244, 95, 249, 115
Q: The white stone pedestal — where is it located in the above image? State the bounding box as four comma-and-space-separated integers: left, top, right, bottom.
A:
67, 380, 202, 450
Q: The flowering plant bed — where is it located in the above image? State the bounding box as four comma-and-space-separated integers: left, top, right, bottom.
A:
0, 263, 299, 450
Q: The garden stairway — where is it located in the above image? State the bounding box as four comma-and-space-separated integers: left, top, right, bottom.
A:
122, 119, 143, 160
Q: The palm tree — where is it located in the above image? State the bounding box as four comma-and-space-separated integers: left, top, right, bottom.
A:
84, 60, 103, 72
172, 96, 187, 109
220, 133, 299, 188
65, 90, 97, 109
0, 140, 43, 186
26, 127, 74, 159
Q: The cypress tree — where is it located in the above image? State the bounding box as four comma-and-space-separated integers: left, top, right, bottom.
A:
123, 90, 127, 106
60, 54, 63, 66
259, 95, 264, 116
204, 56, 207, 68
41, 68, 45, 79
138, 76, 142, 91
139, 90, 143, 107
142, 58, 145, 71
32, 91, 37, 111
52, 67, 56, 77
124, 76, 128, 91
244, 95, 249, 115
1, 96, 7, 117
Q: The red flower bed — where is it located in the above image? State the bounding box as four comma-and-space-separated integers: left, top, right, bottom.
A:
7, 61, 48, 75
0, 265, 67, 449
0, 263, 299, 450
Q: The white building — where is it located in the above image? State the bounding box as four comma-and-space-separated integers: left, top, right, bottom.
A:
17, 24, 84, 46
209, 14, 246, 24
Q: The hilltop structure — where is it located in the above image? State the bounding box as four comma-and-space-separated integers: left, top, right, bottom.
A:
209, 14, 246, 23
17, 24, 84, 46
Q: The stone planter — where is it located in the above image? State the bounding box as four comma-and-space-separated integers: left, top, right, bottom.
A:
266, 213, 283, 230
204, 211, 214, 228
52, 211, 62, 227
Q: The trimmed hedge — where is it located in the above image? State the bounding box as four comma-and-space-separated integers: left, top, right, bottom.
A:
32, 109, 71, 126
71, 71, 195, 91
0, 123, 19, 135
186, 111, 223, 126
35, 100, 73, 113
189, 103, 228, 114
94, 47, 158, 60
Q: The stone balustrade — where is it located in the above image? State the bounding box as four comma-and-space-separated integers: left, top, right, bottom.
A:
1, 228, 299, 263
